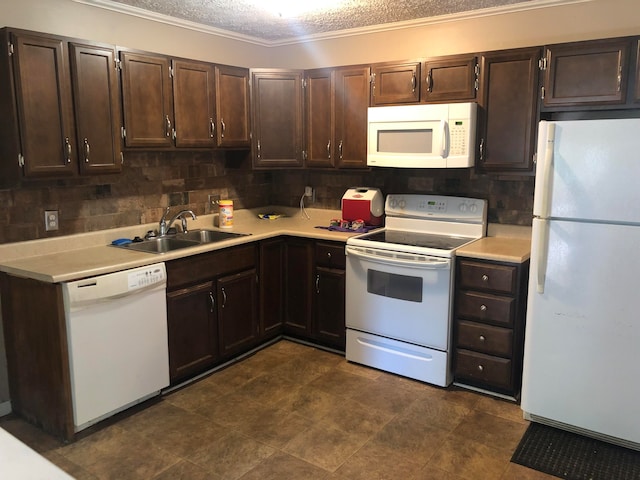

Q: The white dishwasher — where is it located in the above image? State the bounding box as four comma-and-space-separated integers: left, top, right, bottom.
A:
62, 263, 169, 432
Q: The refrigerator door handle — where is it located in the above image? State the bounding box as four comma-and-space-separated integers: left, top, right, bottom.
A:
536, 219, 550, 294
539, 123, 556, 219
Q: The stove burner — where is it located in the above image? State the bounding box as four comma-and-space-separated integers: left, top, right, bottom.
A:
358, 230, 473, 251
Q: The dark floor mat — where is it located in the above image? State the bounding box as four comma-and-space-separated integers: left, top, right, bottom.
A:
511, 422, 640, 480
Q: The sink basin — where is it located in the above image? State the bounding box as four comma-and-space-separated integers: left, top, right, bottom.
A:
113, 229, 249, 254
120, 237, 201, 254
180, 229, 247, 243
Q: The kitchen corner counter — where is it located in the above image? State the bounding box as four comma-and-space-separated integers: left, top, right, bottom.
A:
0, 207, 355, 283
457, 236, 531, 263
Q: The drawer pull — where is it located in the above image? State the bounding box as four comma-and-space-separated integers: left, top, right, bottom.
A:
477, 365, 484, 372
479, 335, 486, 342
482, 274, 489, 282
480, 304, 487, 312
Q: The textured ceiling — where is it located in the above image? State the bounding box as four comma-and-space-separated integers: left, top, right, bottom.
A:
80, 0, 584, 45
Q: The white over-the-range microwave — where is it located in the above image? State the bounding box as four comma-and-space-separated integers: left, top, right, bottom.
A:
367, 102, 477, 168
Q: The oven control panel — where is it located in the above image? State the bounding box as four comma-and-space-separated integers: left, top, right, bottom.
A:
385, 194, 486, 221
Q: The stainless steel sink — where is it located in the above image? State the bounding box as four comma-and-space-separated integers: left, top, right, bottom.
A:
119, 237, 201, 254
180, 229, 247, 243
113, 229, 249, 254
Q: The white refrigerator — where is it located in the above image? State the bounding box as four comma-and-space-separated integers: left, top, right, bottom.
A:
521, 118, 640, 450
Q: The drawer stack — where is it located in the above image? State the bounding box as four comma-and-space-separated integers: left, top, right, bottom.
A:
453, 258, 529, 398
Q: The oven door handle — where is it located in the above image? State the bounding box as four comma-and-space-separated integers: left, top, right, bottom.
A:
346, 245, 450, 269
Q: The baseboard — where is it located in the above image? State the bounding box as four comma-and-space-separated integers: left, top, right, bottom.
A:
0, 400, 12, 417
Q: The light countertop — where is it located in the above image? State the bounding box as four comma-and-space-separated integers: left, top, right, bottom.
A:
0, 207, 532, 282
456, 236, 531, 263
0, 207, 354, 283
0, 428, 73, 479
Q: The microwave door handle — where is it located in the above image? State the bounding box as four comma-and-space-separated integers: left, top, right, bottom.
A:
440, 119, 449, 158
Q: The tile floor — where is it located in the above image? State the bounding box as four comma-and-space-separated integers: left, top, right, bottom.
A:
0, 340, 556, 480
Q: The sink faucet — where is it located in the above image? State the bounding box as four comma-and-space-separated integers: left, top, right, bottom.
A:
159, 208, 197, 235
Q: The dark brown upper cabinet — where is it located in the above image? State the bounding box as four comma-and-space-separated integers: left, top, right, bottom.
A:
0, 28, 122, 186
69, 42, 122, 174
305, 68, 335, 168
370, 61, 420, 105
334, 65, 370, 169
214, 65, 251, 148
477, 47, 541, 174
422, 54, 478, 103
541, 38, 632, 109
120, 51, 174, 148
121, 52, 250, 150
251, 69, 304, 168
172, 59, 216, 148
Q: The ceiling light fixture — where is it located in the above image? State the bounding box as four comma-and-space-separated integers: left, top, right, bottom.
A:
248, 0, 346, 18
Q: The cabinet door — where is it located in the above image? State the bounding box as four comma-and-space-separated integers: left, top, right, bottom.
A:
120, 51, 174, 147
314, 267, 346, 350
69, 42, 122, 174
284, 239, 313, 337
218, 269, 259, 358
371, 62, 420, 105
251, 69, 303, 168
305, 68, 335, 167
215, 65, 250, 147
477, 47, 540, 173
422, 54, 477, 103
542, 38, 630, 108
167, 281, 217, 383
10, 32, 76, 178
259, 239, 284, 338
172, 59, 216, 148
334, 66, 370, 169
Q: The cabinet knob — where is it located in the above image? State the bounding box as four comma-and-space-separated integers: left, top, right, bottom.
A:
480, 304, 487, 312
477, 365, 484, 372
327, 252, 332, 259
479, 335, 486, 342
482, 274, 489, 282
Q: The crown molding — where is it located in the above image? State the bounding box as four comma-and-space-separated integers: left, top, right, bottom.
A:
72, 0, 594, 48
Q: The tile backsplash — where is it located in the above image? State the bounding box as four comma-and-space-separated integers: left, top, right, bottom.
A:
0, 150, 533, 244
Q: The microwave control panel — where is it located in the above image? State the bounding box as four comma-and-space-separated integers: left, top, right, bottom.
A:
450, 120, 468, 156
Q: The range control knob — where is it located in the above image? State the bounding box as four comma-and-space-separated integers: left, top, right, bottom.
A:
459, 203, 468, 212
399, 200, 406, 209
470, 203, 478, 213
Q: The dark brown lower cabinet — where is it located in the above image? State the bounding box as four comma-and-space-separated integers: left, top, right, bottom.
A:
167, 281, 217, 383
453, 257, 529, 398
282, 238, 347, 351
314, 266, 345, 349
259, 238, 285, 339
283, 238, 314, 337
217, 268, 259, 358
313, 241, 346, 350
165, 244, 257, 384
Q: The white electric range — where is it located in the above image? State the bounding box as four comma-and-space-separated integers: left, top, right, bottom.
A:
345, 194, 487, 387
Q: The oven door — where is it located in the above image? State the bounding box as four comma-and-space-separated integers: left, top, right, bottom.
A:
345, 245, 453, 351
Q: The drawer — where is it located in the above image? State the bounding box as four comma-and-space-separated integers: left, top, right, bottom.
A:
458, 260, 517, 294
455, 349, 513, 390
456, 291, 515, 327
456, 320, 513, 357
316, 242, 346, 269
167, 244, 256, 290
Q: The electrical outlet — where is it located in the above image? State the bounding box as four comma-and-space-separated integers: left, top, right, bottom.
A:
304, 186, 313, 197
44, 210, 59, 231
207, 194, 220, 213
